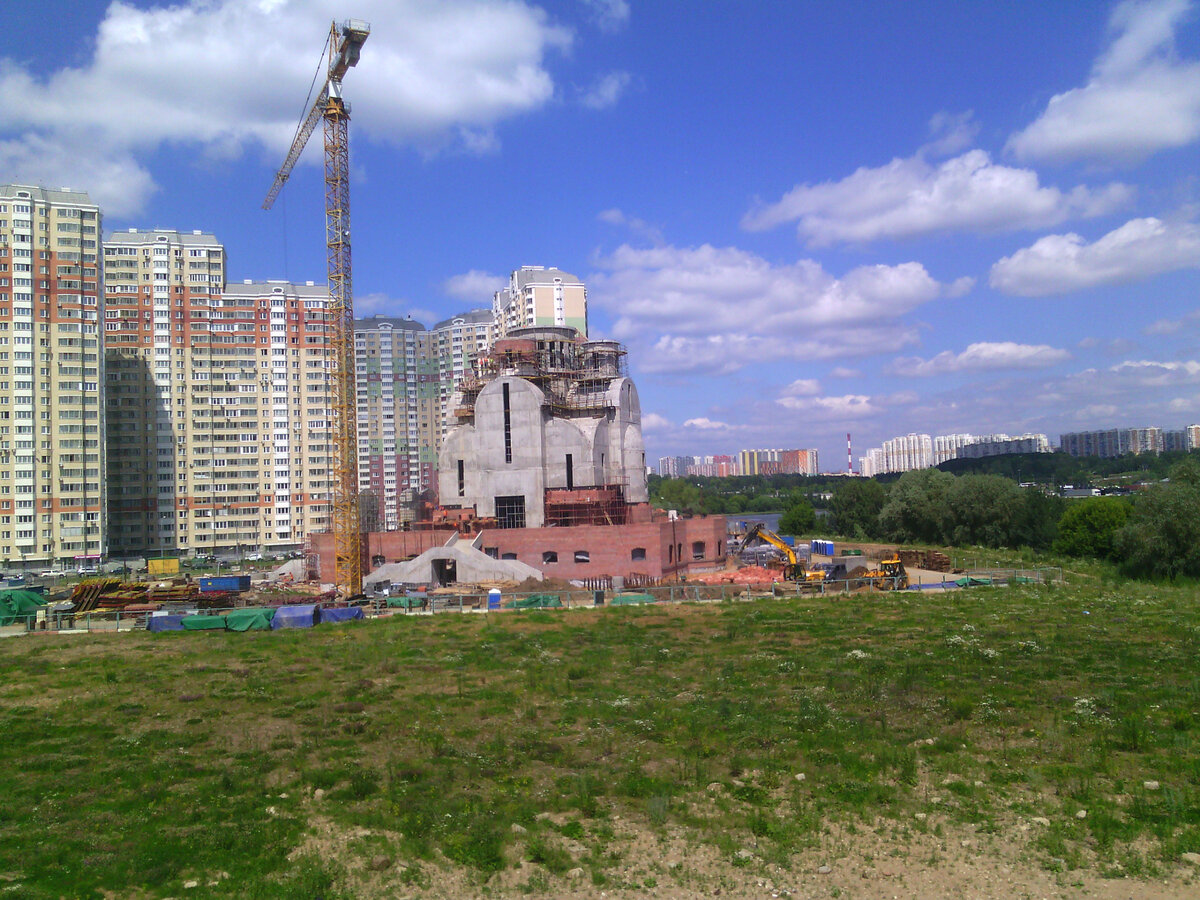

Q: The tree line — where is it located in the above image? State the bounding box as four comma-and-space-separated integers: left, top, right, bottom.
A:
651, 453, 1200, 580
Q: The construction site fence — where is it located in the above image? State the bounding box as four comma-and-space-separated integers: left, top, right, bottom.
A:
3, 568, 1064, 635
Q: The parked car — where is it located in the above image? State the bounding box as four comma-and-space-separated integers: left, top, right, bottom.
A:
245, 553, 264, 562
77, 566, 100, 576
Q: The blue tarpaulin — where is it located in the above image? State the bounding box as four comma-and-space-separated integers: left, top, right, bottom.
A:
318, 606, 364, 624
146, 614, 186, 632
272, 604, 318, 629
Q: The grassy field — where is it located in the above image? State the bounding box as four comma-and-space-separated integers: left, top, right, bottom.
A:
2, 576, 1199, 897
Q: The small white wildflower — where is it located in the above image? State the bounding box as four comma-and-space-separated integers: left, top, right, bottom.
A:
846, 649, 870, 661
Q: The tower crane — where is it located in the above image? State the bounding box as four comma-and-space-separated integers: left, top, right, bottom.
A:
264, 19, 370, 597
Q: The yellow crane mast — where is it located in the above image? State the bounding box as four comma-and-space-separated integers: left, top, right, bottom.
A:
264, 19, 370, 596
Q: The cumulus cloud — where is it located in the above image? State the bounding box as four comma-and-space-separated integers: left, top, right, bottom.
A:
888, 342, 1072, 376
641, 412, 673, 431
589, 243, 967, 374
0, 0, 574, 216
742, 149, 1131, 246
442, 269, 506, 302
830, 366, 861, 378
1008, 0, 1200, 163
0, 133, 156, 218
989, 217, 1200, 296
579, 70, 632, 109
684, 417, 736, 430
781, 378, 821, 396
776, 394, 883, 417
1029, 357, 1200, 426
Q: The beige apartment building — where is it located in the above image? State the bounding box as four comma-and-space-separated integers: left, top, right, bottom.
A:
0, 185, 105, 571
492, 266, 587, 338
103, 233, 333, 557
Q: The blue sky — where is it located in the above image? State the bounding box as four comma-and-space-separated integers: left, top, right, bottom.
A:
3, 0, 1199, 470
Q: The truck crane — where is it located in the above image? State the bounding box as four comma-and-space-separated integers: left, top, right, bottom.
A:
264, 19, 370, 597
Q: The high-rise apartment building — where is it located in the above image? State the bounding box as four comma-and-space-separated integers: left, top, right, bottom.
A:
492, 266, 587, 338
103, 228, 225, 553
103, 243, 334, 555
430, 310, 494, 433
354, 315, 431, 529
353, 310, 495, 528
0, 185, 105, 570
1059, 427, 1165, 458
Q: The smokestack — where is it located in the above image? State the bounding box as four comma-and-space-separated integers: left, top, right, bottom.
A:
847, 432, 853, 474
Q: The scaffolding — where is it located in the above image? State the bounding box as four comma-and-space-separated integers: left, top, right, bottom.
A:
453, 332, 629, 422
543, 482, 629, 527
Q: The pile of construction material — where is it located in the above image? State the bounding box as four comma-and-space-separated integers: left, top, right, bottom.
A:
690, 566, 786, 585
897, 549, 952, 572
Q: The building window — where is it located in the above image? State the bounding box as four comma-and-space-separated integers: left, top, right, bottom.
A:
501, 381, 512, 463
457, 459, 464, 497
692, 541, 705, 560
631, 547, 646, 562
574, 550, 590, 564
542, 550, 558, 564
494, 494, 525, 529
501, 552, 517, 561
565, 453, 573, 490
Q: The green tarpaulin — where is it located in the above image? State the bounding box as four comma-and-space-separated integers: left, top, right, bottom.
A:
224, 608, 276, 631
387, 596, 425, 608
180, 615, 228, 631
505, 594, 563, 609
610, 593, 656, 605
0, 590, 46, 626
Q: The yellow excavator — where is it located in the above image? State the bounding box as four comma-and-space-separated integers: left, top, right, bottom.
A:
741, 523, 833, 584
853, 555, 909, 590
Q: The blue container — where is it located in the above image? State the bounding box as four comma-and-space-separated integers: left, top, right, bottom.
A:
198, 575, 252, 593
487, 588, 501, 610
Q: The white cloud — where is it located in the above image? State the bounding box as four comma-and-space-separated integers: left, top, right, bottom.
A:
989, 217, 1200, 296
0, 0, 574, 216
684, 417, 736, 430
442, 269, 506, 302
579, 70, 632, 109
589, 243, 966, 374
0, 133, 155, 218
742, 149, 1131, 246
781, 378, 821, 396
581, 0, 631, 32
776, 394, 882, 417
830, 366, 861, 378
1008, 0, 1200, 164
1144, 309, 1200, 334
641, 412, 673, 431
888, 342, 1072, 376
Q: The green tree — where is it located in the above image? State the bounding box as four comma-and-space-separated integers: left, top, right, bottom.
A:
942, 474, 1025, 547
830, 478, 886, 538
877, 468, 955, 543
1013, 488, 1065, 550
1053, 497, 1131, 559
778, 499, 816, 536
1115, 460, 1200, 580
